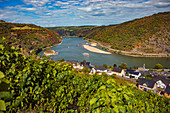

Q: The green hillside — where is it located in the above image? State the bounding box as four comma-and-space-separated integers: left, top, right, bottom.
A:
47, 26, 95, 37
0, 21, 61, 56
0, 38, 169, 112
85, 12, 170, 54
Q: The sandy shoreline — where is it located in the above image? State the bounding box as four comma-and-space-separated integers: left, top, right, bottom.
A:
83, 45, 112, 54
84, 38, 170, 57
43, 41, 62, 56
91, 42, 97, 46
44, 50, 58, 56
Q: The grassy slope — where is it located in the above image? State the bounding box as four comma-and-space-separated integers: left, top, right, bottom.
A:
0, 21, 61, 56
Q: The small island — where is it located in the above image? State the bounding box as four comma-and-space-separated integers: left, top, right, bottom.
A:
44, 48, 58, 56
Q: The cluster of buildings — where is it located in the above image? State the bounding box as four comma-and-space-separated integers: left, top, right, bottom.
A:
66, 60, 170, 98
137, 76, 170, 98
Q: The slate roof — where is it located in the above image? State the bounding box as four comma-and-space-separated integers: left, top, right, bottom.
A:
139, 71, 150, 76
86, 65, 93, 70
126, 69, 136, 72
113, 68, 122, 73
128, 71, 140, 75
80, 62, 93, 70
165, 85, 170, 95
138, 78, 156, 88
95, 66, 107, 70
152, 76, 170, 86
80, 62, 90, 66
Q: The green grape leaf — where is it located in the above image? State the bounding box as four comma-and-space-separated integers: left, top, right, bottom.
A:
124, 94, 129, 101
47, 74, 50, 78
0, 100, 6, 111
98, 85, 106, 90
0, 92, 10, 99
11, 46, 15, 50
0, 44, 4, 50
90, 98, 97, 106
0, 71, 5, 79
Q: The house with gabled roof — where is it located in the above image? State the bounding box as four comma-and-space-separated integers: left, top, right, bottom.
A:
128, 71, 141, 79
152, 76, 170, 89
93, 66, 108, 75
137, 78, 157, 91
112, 67, 125, 76
79, 61, 95, 74
79, 62, 91, 69
124, 69, 141, 79
95, 66, 108, 73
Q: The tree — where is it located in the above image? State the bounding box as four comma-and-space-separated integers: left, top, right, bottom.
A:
154, 64, 163, 69
134, 65, 137, 69
102, 64, 108, 68
118, 63, 127, 69
108, 65, 112, 69
83, 59, 86, 62
113, 64, 117, 68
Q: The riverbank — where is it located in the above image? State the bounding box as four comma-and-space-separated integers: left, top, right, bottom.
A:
44, 50, 58, 56
82, 45, 112, 54
84, 38, 170, 57
43, 41, 62, 56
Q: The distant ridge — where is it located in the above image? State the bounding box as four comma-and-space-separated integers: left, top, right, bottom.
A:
0, 21, 62, 56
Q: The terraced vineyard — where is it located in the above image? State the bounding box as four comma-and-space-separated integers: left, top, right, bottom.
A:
0, 21, 61, 56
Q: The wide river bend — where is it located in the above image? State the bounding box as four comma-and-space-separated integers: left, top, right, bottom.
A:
40, 37, 170, 68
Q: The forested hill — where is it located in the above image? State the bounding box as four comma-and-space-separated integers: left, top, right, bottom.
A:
49, 12, 170, 55
0, 21, 61, 56
85, 12, 170, 54
47, 26, 95, 37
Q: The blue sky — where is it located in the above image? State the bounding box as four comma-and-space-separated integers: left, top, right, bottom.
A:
0, 0, 170, 27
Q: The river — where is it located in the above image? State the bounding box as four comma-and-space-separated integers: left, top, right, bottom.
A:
40, 37, 170, 68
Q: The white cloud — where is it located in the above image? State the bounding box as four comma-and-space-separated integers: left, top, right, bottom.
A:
78, 7, 93, 11
0, 0, 170, 27
23, 0, 50, 6
21, 7, 36, 11
54, 1, 69, 6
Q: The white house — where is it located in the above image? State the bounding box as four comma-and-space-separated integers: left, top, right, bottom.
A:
128, 71, 141, 79
95, 66, 108, 73
152, 76, 170, 90
156, 80, 167, 89
92, 66, 108, 75
107, 70, 114, 76
112, 68, 125, 76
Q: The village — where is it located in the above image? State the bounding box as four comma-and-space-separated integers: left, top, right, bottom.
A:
65, 60, 170, 98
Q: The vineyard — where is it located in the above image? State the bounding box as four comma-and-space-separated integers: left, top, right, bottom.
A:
0, 21, 61, 56
0, 37, 169, 112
